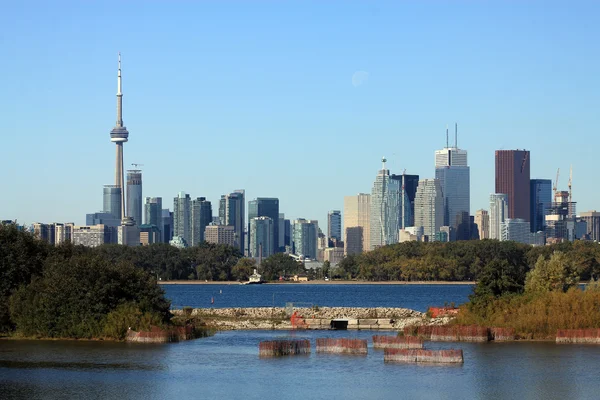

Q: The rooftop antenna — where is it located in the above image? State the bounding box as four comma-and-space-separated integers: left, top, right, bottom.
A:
446, 125, 449, 148
455, 123, 458, 148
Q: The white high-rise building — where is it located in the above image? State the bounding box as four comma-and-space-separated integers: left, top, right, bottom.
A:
414, 179, 444, 241
490, 194, 509, 240
249, 216, 274, 258
370, 158, 401, 249
173, 192, 191, 245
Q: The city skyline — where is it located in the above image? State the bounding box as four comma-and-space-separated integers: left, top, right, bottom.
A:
2, 2, 599, 226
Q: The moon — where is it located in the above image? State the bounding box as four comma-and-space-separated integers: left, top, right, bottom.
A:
352, 71, 369, 87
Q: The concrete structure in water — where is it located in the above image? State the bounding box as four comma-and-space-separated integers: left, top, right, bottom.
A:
495, 150, 530, 221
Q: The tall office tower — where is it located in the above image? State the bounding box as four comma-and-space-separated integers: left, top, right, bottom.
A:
278, 214, 285, 250
292, 219, 318, 259
284, 219, 291, 249
248, 197, 280, 252
414, 179, 444, 241
370, 158, 401, 249
103, 185, 122, 220
173, 192, 191, 245
108, 53, 138, 246
126, 169, 142, 226
33, 223, 56, 245
327, 210, 342, 242
144, 197, 163, 241
580, 211, 600, 242
249, 216, 274, 258
162, 209, 173, 242
489, 193, 509, 240
343, 193, 371, 255
475, 209, 490, 239
204, 225, 236, 247
495, 150, 530, 221
191, 197, 212, 246
434, 125, 470, 240
218, 191, 245, 253
390, 173, 419, 228
530, 179, 552, 233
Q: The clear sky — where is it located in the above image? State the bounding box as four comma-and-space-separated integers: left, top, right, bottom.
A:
2, 1, 599, 227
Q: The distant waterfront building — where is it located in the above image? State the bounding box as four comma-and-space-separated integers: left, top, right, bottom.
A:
249, 216, 274, 258
248, 197, 279, 252
139, 224, 161, 245
162, 209, 173, 243
475, 209, 490, 240
204, 225, 236, 247
219, 190, 245, 253
495, 150, 530, 221
490, 194, 509, 240
33, 223, 55, 245
580, 211, 600, 242
399, 226, 423, 243
501, 218, 544, 245
370, 158, 401, 249
72, 224, 111, 247
54, 223, 74, 245
292, 219, 318, 259
103, 185, 122, 220
343, 193, 371, 255
414, 179, 444, 241
434, 126, 470, 240
144, 197, 163, 241
118, 224, 140, 246
545, 191, 577, 243
173, 192, 191, 244
169, 236, 187, 249
191, 197, 212, 246
278, 213, 285, 250
390, 173, 419, 228
324, 247, 344, 264
530, 179, 552, 233
126, 170, 142, 226
327, 210, 342, 242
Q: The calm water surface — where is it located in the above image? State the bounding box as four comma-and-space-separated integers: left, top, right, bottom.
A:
3, 285, 598, 399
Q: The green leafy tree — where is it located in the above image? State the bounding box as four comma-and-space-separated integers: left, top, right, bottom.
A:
525, 252, 579, 294
260, 253, 304, 281
232, 258, 256, 281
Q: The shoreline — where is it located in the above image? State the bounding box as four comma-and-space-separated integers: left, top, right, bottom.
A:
159, 280, 476, 285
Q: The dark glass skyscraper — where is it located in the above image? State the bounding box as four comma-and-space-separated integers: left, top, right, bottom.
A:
327, 210, 342, 242
495, 150, 531, 221
144, 197, 162, 241
248, 197, 280, 252
192, 197, 212, 245
126, 170, 142, 226
390, 174, 419, 228
103, 185, 122, 220
219, 190, 245, 253
530, 179, 552, 233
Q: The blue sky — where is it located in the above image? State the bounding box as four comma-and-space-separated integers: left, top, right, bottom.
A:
2, 1, 599, 226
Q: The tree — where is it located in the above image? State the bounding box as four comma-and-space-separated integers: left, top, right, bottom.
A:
470, 258, 527, 302
525, 252, 579, 294
260, 253, 304, 281
232, 258, 256, 281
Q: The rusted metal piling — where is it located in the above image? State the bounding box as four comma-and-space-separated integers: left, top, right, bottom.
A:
404, 325, 489, 342
259, 339, 311, 357
316, 338, 368, 355
372, 335, 424, 349
490, 327, 516, 342
384, 349, 464, 364
556, 329, 600, 344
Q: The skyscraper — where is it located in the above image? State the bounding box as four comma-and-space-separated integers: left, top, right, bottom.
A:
191, 197, 212, 245
343, 193, 371, 255
109, 53, 138, 245
173, 192, 191, 245
249, 216, 274, 258
489, 193, 509, 240
495, 150, 530, 221
390, 173, 419, 228
162, 209, 173, 243
414, 179, 444, 241
103, 185, 121, 220
248, 197, 279, 252
434, 125, 470, 240
219, 191, 245, 253
292, 219, 318, 259
144, 197, 163, 241
327, 210, 342, 242
370, 158, 401, 249
126, 169, 142, 226
530, 179, 552, 233
475, 209, 490, 239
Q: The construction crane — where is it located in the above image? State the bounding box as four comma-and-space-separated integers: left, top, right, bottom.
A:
553, 168, 560, 199
568, 165, 573, 203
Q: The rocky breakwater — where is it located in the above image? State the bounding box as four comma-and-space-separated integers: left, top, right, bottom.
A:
172, 307, 453, 331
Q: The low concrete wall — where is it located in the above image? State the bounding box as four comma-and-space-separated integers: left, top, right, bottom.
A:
173, 307, 451, 331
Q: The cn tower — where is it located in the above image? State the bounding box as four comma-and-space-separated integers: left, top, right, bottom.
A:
109, 53, 134, 228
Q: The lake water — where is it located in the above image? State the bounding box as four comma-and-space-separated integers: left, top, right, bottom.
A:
162, 283, 474, 312
3, 284, 599, 400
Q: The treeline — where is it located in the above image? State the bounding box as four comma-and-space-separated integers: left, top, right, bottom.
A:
333, 240, 600, 282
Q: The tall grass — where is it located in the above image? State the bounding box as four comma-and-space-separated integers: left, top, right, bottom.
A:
456, 288, 600, 339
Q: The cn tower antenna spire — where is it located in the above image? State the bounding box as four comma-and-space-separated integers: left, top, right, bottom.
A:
116, 52, 123, 127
